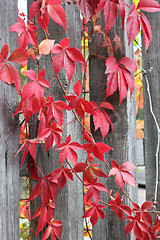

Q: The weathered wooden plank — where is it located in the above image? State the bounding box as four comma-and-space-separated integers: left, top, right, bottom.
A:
143, 11, 160, 203
89, 2, 137, 239
27, 1, 84, 239
0, 0, 20, 239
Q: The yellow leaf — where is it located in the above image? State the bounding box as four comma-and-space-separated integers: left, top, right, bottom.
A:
133, 0, 140, 8
21, 64, 27, 76
84, 223, 92, 237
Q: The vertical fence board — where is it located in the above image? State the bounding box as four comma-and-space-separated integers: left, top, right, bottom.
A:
143, 11, 160, 203
27, 1, 83, 239
89, 1, 137, 239
0, 0, 20, 239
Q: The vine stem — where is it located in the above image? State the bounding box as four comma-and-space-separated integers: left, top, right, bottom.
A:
66, 156, 134, 206
142, 67, 160, 204
84, 217, 92, 240
42, 29, 93, 137
123, 2, 130, 8
133, 210, 160, 214
94, 54, 107, 60
103, 159, 134, 203
66, 158, 85, 185
43, 29, 135, 206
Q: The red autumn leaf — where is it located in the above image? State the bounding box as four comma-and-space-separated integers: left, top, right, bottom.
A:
108, 192, 131, 221
83, 130, 113, 162
153, 215, 160, 235
14, 94, 42, 127
126, 1, 160, 52
27, 155, 41, 181
105, 56, 137, 105
85, 177, 108, 203
56, 135, 82, 165
51, 38, 85, 82
143, 227, 159, 240
108, 159, 136, 191
42, 94, 70, 126
73, 0, 100, 21
74, 162, 89, 172
50, 166, 74, 189
41, 219, 62, 240
74, 160, 108, 180
97, 0, 125, 34
91, 101, 114, 139
74, 161, 97, 182
82, 202, 106, 227
141, 201, 154, 211
9, 20, 38, 49
39, 122, 63, 152
7, 48, 31, 63
139, 12, 152, 53
37, 106, 50, 138
20, 200, 30, 221
137, 0, 160, 12
22, 68, 50, 103
91, 163, 108, 178
65, 80, 95, 119
33, 202, 55, 238
28, 176, 52, 208
84, 165, 95, 183
30, 0, 67, 34
36, 206, 48, 237
125, 215, 149, 239
126, 4, 140, 47
132, 201, 153, 227
0, 42, 21, 93
32, 204, 45, 220
14, 138, 37, 167
46, 180, 59, 202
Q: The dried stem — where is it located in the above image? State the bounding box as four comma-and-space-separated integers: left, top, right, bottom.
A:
142, 66, 160, 204
66, 158, 84, 185
42, 29, 92, 137
42, 28, 135, 210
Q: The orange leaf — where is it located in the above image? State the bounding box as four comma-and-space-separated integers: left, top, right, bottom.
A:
39, 39, 55, 55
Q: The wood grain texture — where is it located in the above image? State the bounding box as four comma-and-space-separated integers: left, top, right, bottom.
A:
27, 1, 84, 239
89, 1, 137, 239
143, 10, 160, 203
0, 0, 20, 239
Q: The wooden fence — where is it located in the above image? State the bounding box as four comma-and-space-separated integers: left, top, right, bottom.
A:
0, 0, 159, 239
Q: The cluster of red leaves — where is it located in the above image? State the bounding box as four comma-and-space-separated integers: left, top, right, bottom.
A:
0, 43, 21, 93
74, 153, 108, 183
96, 0, 160, 52
30, 0, 67, 33
126, 0, 160, 52
108, 191, 131, 221
9, 17, 38, 49
65, 80, 95, 118
51, 38, 85, 82
109, 158, 136, 191
105, 56, 137, 105
91, 101, 114, 139
0, 0, 160, 239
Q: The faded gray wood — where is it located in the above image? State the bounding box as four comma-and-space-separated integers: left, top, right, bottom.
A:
0, 0, 20, 239
27, 1, 83, 239
89, 1, 137, 239
143, 10, 160, 203
136, 139, 144, 166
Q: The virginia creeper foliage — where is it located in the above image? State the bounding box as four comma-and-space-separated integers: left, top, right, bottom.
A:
1, 0, 160, 239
